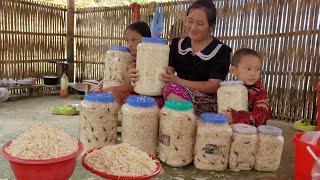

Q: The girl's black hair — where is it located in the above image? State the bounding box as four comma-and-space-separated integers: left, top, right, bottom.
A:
186, 0, 217, 29
126, 21, 151, 37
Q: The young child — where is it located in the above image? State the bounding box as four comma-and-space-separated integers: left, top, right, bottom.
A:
222, 48, 272, 127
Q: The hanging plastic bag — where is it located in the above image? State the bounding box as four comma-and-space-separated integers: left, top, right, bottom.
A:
150, 3, 164, 38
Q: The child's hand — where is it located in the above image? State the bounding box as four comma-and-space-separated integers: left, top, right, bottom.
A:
128, 68, 139, 86
221, 109, 233, 124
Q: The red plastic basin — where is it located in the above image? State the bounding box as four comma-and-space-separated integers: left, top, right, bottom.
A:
1, 141, 83, 180
293, 132, 320, 180
317, 84, 320, 130
82, 147, 162, 180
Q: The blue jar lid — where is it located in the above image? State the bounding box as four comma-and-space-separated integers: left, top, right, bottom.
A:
142, 37, 167, 45
84, 92, 115, 103
107, 45, 130, 52
126, 95, 156, 108
258, 125, 283, 136
200, 113, 228, 124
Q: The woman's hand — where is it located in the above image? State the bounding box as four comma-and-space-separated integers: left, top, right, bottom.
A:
90, 81, 103, 92
160, 66, 179, 84
128, 68, 139, 86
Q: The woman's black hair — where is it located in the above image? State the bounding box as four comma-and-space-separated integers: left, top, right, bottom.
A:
186, 0, 217, 29
126, 21, 151, 37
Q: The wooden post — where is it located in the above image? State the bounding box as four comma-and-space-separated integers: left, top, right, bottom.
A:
67, 0, 75, 82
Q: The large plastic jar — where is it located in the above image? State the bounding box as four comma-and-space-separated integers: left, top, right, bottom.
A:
121, 95, 159, 156
158, 100, 196, 167
255, 125, 284, 171
80, 92, 119, 151
217, 80, 248, 113
194, 113, 232, 171
134, 37, 169, 96
103, 46, 132, 88
229, 123, 258, 171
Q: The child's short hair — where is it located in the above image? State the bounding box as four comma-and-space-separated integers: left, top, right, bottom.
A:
231, 48, 262, 66
126, 21, 151, 37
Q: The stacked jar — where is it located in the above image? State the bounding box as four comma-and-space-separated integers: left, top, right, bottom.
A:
194, 113, 232, 171
80, 92, 119, 151
103, 46, 132, 89
217, 80, 248, 113
255, 125, 284, 171
229, 123, 258, 171
121, 95, 159, 156
158, 99, 196, 167
134, 37, 169, 96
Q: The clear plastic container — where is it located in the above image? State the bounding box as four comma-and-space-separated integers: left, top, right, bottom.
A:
158, 100, 196, 167
229, 123, 258, 171
0, 87, 10, 102
194, 113, 232, 171
255, 125, 284, 171
217, 80, 248, 113
121, 95, 159, 156
300, 131, 320, 145
60, 73, 69, 97
134, 37, 169, 96
103, 46, 132, 88
80, 92, 119, 151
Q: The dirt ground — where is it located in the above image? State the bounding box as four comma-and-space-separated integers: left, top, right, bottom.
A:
0, 95, 295, 179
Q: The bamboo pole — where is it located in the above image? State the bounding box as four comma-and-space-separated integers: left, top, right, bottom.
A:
67, 0, 74, 81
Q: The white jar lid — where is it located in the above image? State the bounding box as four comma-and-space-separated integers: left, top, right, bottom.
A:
258, 125, 283, 136
232, 123, 257, 134
220, 80, 244, 86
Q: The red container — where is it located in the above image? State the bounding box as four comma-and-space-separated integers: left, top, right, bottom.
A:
1, 141, 83, 180
293, 132, 320, 180
82, 147, 161, 180
317, 84, 320, 130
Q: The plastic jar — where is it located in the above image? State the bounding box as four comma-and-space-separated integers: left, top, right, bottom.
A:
255, 125, 284, 171
217, 80, 248, 113
194, 113, 232, 171
103, 46, 132, 88
229, 123, 258, 171
158, 99, 196, 167
80, 92, 119, 151
134, 37, 169, 96
121, 95, 159, 156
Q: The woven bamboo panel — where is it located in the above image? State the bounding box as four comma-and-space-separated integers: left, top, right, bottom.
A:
0, 0, 66, 81
73, 0, 319, 122
213, 0, 320, 121
0, 0, 319, 122
74, 6, 132, 81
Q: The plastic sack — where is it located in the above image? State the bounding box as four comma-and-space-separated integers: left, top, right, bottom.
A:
150, 3, 164, 38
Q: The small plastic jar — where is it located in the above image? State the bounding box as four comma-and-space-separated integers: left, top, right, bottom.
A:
217, 80, 248, 113
103, 46, 132, 88
121, 95, 159, 156
255, 125, 284, 171
194, 113, 232, 171
134, 37, 169, 96
229, 123, 258, 171
80, 92, 119, 151
158, 99, 196, 167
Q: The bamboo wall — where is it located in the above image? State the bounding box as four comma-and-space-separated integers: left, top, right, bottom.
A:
0, 0, 66, 81
74, 6, 132, 81
74, 0, 319, 121
0, 0, 319, 122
